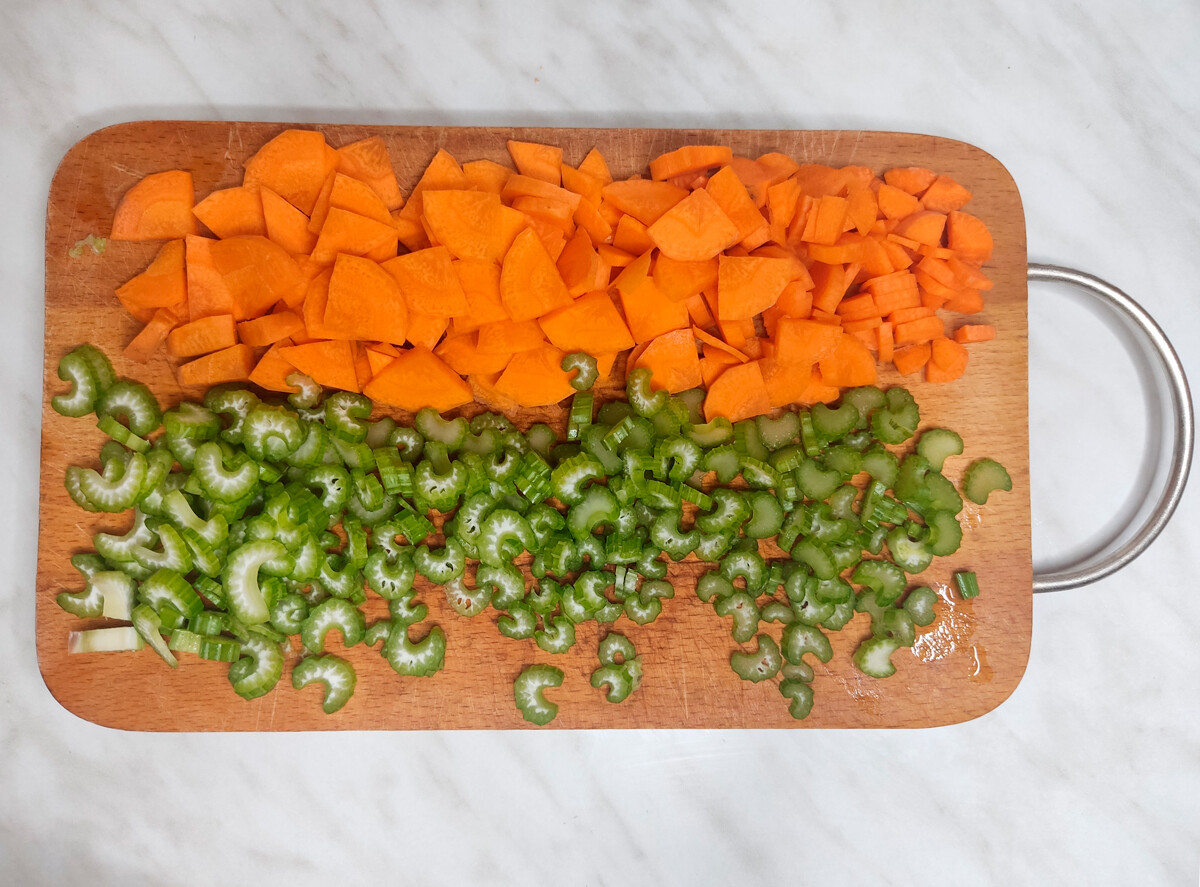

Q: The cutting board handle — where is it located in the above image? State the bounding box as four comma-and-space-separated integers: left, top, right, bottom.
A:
1028, 264, 1193, 592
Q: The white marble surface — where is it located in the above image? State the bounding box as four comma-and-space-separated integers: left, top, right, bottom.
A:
3, 1, 1199, 883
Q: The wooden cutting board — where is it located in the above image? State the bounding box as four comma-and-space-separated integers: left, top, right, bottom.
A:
37, 122, 1031, 730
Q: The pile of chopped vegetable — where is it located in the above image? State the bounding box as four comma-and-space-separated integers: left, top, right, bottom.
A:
107, 131, 997, 419
52, 343, 1011, 724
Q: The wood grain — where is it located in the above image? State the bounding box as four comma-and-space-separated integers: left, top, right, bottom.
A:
37, 122, 1031, 731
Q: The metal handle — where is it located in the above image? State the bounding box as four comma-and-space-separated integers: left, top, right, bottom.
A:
1028, 263, 1193, 592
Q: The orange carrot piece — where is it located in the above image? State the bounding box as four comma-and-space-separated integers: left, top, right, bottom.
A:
795, 366, 842, 404
809, 262, 848, 314
715, 255, 793, 321
692, 325, 749, 363
560, 163, 605, 208
393, 148, 471, 249
405, 311, 450, 351
705, 166, 770, 247
352, 341, 374, 390
493, 343, 576, 407
328, 172, 392, 224
612, 214, 655, 256
242, 129, 338, 216
307, 170, 337, 235
310, 207, 399, 264
654, 254, 719, 302
892, 342, 932, 376
450, 260, 509, 334
684, 293, 716, 329
875, 183, 921, 220
578, 147, 614, 185
727, 156, 773, 206
841, 316, 882, 334
248, 341, 300, 393
894, 211, 947, 247
919, 174, 972, 213
322, 253, 409, 345
846, 187, 879, 237
774, 281, 814, 319
573, 197, 615, 248
791, 164, 850, 198
953, 323, 996, 344
237, 309, 305, 347
177, 343, 256, 387
462, 159, 514, 195
277, 339, 360, 392
927, 335, 969, 383
365, 347, 397, 379
774, 317, 844, 365
816, 331, 883, 386
766, 177, 803, 243
942, 289, 986, 314
946, 211, 994, 263
703, 359, 771, 423
116, 239, 188, 322
501, 174, 582, 210
699, 350, 742, 389
630, 328, 703, 393
506, 140, 564, 185
893, 315, 946, 346
879, 238, 916, 271
188, 235, 305, 321
381, 245, 469, 317
556, 229, 602, 297
835, 292, 880, 322
596, 243, 635, 268
512, 195, 577, 235
260, 187, 318, 256
537, 291, 636, 355
872, 285, 922, 316
888, 306, 937, 325
363, 346, 472, 411
420, 190, 508, 263
601, 179, 689, 226
476, 318, 546, 354
522, 215, 567, 262
649, 145, 734, 181
498, 227, 573, 322
336, 136, 403, 211
300, 269, 340, 340
756, 152, 801, 184
947, 255, 994, 290
883, 167, 937, 197
611, 248, 653, 297
123, 308, 179, 363
192, 186, 266, 238
760, 355, 814, 408
618, 275, 691, 344
647, 188, 740, 262
805, 195, 849, 246
110, 170, 198, 241
716, 316, 756, 353
877, 321, 895, 365
435, 332, 513, 376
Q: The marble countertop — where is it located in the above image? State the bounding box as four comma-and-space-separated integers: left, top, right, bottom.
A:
4, 1, 1198, 883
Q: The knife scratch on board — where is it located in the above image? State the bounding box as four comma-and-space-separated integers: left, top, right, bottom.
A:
110, 162, 142, 178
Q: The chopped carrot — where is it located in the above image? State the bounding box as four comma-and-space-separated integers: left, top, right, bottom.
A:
919, 174, 972, 213
946, 211, 994, 263
705, 166, 770, 247
421, 190, 508, 263
692, 326, 748, 363
462, 159, 513, 195
715, 255, 793, 321
618, 275, 691, 344
703, 359, 771, 423
476, 318, 545, 354
577, 147, 613, 184
612, 214, 656, 256
601, 179, 688, 226
647, 189, 740, 261
451, 260, 509, 334
322, 253, 409, 345
877, 321, 895, 365
611, 248, 654, 297
123, 308, 179, 363
759, 354, 814, 408
631, 328, 703, 393
876, 184, 920, 220
883, 167, 937, 196
328, 172, 392, 224
774, 317, 844, 365
336, 136, 404, 211
817, 332, 877, 387
248, 341, 300, 393
653, 254, 719, 302
236, 309, 305, 347
893, 211, 947, 247
242, 129, 339, 216
892, 342, 932, 376
506, 140, 563, 185
573, 197, 614, 247
177, 343, 256, 387
405, 311, 450, 351
192, 187, 266, 239
684, 293, 716, 329
382, 246, 468, 317
926, 335, 969, 383
893, 315, 946, 346
363, 346, 472, 411
560, 163, 604, 207
435, 332, 513, 376
111, 170, 198, 241
649, 145, 734, 181
498, 228, 573, 322
115, 239, 188, 322
277, 340, 359, 392
953, 323, 996, 344
310, 207, 398, 264
537, 291, 635, 354
260, 187, 318, 256
699, 349, 743, 389
943, 289, 986, 314
493, 343, 576, 407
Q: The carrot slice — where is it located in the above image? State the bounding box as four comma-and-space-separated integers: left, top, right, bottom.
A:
393, 148, 471, 250
601, 180, 689, 226
946, 211, 994, 263
631, 328, 703, 393
646, 188, 740, 262
237, 310, 305, 347
192, 186, 266, 239
242, 129, 338, 215
123, 308, 179, 363
918, 174, 972, 213
435, 332, 513, 376
612, 214, 655, 256
336, 136, 403, 211
116, 239, 188, 322
260, 187, 318, 256
791, 164, 850, 198
498, 227, 573, 322
111, 170, 197, 241
462, 159, 513, 195
560, 163, 604, 208
774, 317, 844, 365
953, 323, 996, 344
177, 343, 256, 387
360, 346, 471, 411
653, 254, 719, 302
618, 275, 691, 344
248, 341, 300, 393
892, 341, 932, 376
536, 291, 635, 355
506, 140, 564, 185
188, 235, 305, 321
716, 255, 792, 321
493, 343, 576, 407
699, 350, 742, 389
927, 335, 969, 383
573, 197, 614, 248
380, 246, 469, 317
420, 190, 507, 263
692, 326, 748, 363
894, 211, 947, 247
476, 318, 545, 354
322, 253, 409, 345
328, 172, 392, 224
705, 166, 770, 247
310, 207, 399, 264
405, 311, 450, 351
760, 355, 814, 408
795, 366, 842, 404
555, 229, 602, 297
577, 148, 614, 185
703, 359, 771, 423
893, 315, 946, 346
883, 167, 937, 197
649, 145, 734, 181
279, 339, 360, 392
818, 332, 878, 387
451, 260, 509, 334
